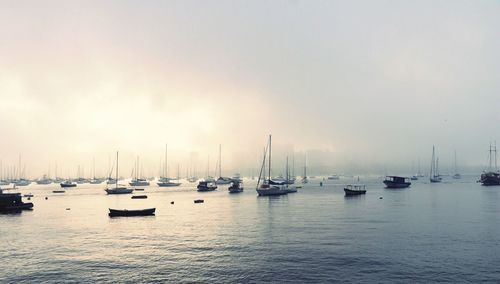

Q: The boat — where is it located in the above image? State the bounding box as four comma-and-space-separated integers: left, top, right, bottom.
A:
284, 156, 298, 193
129, 156, 150, 186
52, 190, 65, 193
215, 144, 232, 185
344, 184, 367, 196
0, 189, 34, 212
23, 193, 34, 198
187, 176, 198, 183
197, 180, 217, 192
429, 146, 442, 183
256, 135, 288, 196
13, 179, 31, 186
105, 152, 134, 194
60, 180, 77, 188
410, 175, 418, 180
383, 176, 411, 188
327, 174, 339, 180
194, 199, 204, 203
35, 174, 52, 185
228, 180, 244, 193
301, 154, 309, 184
131, 195, 147, 199
479, 142, 500, 186
157, 144, 182, 187
452, 151, 461, 179
89, 160, 102, 184
108, 208, 155, 217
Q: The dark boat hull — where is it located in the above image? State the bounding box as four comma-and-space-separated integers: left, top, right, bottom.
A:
197, 186, 217, 192
344, 188, 366, 196
479, 172, 500, 186
60, 183, 77, 188
383, 181, 411, 188
108, 208, 155, 217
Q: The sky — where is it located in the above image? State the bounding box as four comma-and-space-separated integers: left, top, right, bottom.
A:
0, 0, 499, 178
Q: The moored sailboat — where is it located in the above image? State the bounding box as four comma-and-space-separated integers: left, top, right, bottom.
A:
256, 135, 288, 196
105, 152, 134, 194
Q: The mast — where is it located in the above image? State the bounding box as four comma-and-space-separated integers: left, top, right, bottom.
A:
489, 142, 492, 171
219, 144, 222, 178
430, 146, 435, 178
115, 151, 119, 188
165, 144, 168, 178
268, 135, 272, 181
494, 141, 497, 171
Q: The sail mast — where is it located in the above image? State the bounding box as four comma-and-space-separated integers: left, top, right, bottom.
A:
115, 151, 119, 188
219, 144, 222, 178
268, 135, 272, 181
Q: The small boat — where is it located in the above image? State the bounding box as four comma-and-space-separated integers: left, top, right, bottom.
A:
134, 188, 145, 191
23, 193, 34, 198
383, 176, 411, 188
131, 195, 147, 199
327, 174, 339, 180
129, 178, 150, 187
479, 143, 500, 186
108, 208, 155, 217
60, 180, 77, 188
256, 135, 288, 196
194, 199, 204, 203
429, 146, 442, 183
344, 184, 367, 196
228, 180, 244, 193
52, 190, 65, 193
410, 175, 418, 180
452, 151, 461, 179
157, 177, 181, 187
0, 189, 34, 212
197, 181, 217, 192
215, 144, 232, 185
105, 152, 134, 194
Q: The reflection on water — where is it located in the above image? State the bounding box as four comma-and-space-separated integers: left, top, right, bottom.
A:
1, 176, 500, 283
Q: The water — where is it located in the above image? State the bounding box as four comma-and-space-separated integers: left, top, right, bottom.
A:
1, 176, 500, 283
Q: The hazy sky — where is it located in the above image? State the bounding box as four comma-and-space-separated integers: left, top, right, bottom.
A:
0, 0, 499, 177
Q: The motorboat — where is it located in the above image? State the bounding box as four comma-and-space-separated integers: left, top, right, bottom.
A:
344, 184, 367, 196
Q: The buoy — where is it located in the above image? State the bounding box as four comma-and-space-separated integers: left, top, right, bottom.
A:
66, 208, 71, 210
379, 197, 383, 199
170, 201, 174, 204
194, 199, 204, 204
320, 182, 323, 187
27, 197, 31, 200
45, 197, 48, 200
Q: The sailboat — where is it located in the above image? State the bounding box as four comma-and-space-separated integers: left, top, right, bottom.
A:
256, 135, 288, 196
215, 144, 232, 185
157, 144, 181, 187
284, 156, 298, 193
452, 151, 461, 179
105, 152, 134, 194
301, 154, 308, 184
129, 156, 150, 186
430, 146, 442, 183
89, 157, 102, 184
479, 142, 500, 186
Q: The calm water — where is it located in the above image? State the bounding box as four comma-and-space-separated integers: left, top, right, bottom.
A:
1, 176, 500, 283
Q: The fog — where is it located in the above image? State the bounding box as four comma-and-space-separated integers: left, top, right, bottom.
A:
0, 0, 499, 178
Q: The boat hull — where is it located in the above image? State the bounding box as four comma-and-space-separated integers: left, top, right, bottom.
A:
108, 208, 155, 217
157, 182, 181, 187
60, 183, 77, 188
105, 187, 134, 194
344, 188, 366, 196
383, 180, 411, 188
256, 186, 288, 196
